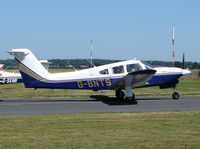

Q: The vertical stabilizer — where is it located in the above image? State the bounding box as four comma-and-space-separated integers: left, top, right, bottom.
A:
9, 49, 49, 80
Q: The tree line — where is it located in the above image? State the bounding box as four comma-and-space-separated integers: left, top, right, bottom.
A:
0, 59, 199, 69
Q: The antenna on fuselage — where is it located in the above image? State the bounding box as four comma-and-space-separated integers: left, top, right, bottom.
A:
67, 63, 77, 71
85, 59, 96, 67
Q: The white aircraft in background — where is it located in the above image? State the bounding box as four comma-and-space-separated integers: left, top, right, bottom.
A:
9, 48, 191, 104
0, 64, 23, 84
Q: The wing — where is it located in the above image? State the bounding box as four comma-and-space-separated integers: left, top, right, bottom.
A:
111, 69, 156, 89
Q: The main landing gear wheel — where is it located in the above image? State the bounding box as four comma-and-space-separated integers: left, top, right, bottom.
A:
172, 92, 180, 100
125, 93, 137, 104
116, 89, 125, 100
132, 93, 135, 100
132, 93, 137, 104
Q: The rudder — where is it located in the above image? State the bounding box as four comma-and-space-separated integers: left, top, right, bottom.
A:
9, 49, 49, 87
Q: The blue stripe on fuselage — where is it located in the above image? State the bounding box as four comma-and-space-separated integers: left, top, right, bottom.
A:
20, 69, 182, 90
20, 71, 120, 90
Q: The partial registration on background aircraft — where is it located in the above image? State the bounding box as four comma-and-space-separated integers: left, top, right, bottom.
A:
9, 49, 191, 104
0, 64, 23, 84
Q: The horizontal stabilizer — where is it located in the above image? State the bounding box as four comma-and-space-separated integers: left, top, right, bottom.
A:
8, 50, 28, 56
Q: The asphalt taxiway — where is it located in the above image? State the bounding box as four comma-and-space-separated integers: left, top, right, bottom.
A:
0, 96, 200, 115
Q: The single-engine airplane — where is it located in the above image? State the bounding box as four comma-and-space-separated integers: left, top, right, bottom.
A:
9, 48, 191, 104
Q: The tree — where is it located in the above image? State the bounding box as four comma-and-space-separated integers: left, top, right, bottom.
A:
192, 62, 200, 69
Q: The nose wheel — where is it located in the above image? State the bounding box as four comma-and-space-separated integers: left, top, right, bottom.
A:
172, 86, 180, 100
172, 92, 180, 100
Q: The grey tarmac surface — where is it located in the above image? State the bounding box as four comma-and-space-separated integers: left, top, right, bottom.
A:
0, 96, 200, 115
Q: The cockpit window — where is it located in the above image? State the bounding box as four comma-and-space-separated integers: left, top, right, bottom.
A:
127, 64, 142, 73
99, 69, 109, 75
142, 61, 154, 69
112, 65, 124, 74
145, 65, 152, 69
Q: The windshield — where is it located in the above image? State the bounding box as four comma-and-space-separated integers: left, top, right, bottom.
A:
127, 63, 143, 73
141, 61, 154, 69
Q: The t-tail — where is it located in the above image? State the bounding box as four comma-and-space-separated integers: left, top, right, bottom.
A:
9, 49, 49, 88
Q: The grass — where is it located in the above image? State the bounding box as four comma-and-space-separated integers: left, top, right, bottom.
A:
0, 111, 200, 149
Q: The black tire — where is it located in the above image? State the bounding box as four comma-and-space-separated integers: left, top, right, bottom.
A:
124, 93, 137, 104
132, 94, 137, 104
172, 92, 180, 100
132, 93, 135, 100
116, 89, 125, 100
132, 100, 137, 104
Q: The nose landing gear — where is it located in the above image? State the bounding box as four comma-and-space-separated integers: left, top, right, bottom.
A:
172, 92, 180, 100
172, 86, 180, 100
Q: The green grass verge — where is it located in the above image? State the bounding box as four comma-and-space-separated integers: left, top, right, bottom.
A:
0, 77, 199, 98
0, 111, 200, 149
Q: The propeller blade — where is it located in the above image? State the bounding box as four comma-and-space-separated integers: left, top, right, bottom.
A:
182, 53, 185, 69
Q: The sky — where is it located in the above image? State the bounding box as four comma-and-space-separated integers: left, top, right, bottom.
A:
0, 0, 200, 62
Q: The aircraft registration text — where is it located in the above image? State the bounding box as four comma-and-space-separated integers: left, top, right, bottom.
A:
77, 79, 111, 88
0, 78, 18, 84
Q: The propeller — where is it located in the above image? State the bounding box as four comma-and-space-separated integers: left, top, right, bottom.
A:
181, 53, 191, 76
182, 53, 185, 69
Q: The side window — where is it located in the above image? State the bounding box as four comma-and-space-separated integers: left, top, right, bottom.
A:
127, 64, 142, 73
112, 65, 124, 74
99, 69, 109, 75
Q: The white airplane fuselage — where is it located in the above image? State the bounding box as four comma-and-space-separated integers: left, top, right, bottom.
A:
0, 70, 22, 84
